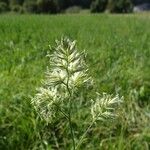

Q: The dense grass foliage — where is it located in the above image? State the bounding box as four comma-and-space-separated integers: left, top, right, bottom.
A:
0, 14, 150, 150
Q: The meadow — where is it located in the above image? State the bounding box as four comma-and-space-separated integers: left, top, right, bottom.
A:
0, 14, 150, 150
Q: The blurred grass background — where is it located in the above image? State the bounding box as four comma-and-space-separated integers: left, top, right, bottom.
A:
0, 14, 150, 149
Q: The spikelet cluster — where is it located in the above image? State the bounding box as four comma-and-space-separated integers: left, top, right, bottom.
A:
46, 37, 90, 89
91, 93, 123, 122
31, 87, 59, 122
31, 37, 90, 122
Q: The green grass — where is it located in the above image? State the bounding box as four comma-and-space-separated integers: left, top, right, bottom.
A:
0, 14, 150, 150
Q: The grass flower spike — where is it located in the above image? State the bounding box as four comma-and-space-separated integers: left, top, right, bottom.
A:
46, 37, 90, 90
31, 37, 123, 149
31, 37, 91, 123
31, 87, 59, 122
91, 93, 123, 122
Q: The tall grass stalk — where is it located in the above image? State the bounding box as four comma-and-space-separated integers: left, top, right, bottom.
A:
31, 37, 123, 149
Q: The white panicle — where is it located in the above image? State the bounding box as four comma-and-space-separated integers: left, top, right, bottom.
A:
31, 37, 91, 122
45, 37, 91, 89
31, 87, 59, 122
91, 93, 123, 122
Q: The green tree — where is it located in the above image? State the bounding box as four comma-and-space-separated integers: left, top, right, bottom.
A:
79, 0, 92, 8
36, 0, 59, 13
107, 0, 133, 13
0, 0, 9, 13
70, 0, 92, 8
9, 0, 24, 5
0, 0, 9, 4
57, 0, 71, 10
23, 0, 37, 13
91, 0, 108, 13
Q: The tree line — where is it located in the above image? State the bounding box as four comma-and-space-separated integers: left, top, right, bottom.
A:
0, 0, 147, 14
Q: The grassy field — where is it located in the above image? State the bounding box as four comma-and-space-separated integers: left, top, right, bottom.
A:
0, 14, 150, 150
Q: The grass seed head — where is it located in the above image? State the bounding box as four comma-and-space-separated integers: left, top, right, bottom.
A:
91, 93, 123, 122
31, 37, 92, 122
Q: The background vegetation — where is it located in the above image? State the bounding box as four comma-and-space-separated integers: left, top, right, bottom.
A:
0, 0, 149, 14
0, 14, 150, 149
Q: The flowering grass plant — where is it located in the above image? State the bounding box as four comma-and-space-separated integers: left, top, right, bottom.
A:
31, 37, 123, 149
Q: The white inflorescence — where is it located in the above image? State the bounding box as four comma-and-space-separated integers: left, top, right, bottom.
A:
91, 93, 123, 122
31, 37, 123, 124
31, 87, 59, 122
46, 37, 90, 89
31, 37, 90, 122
